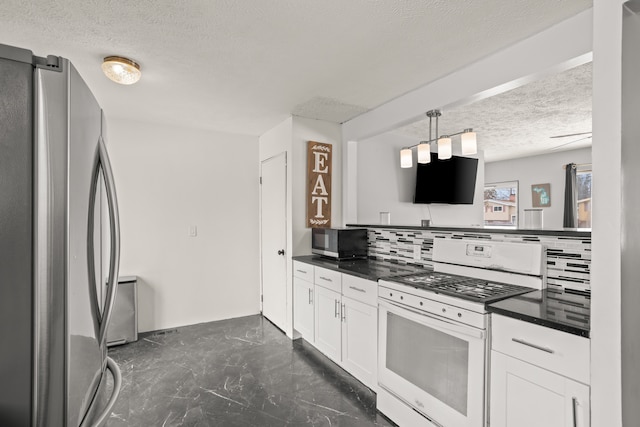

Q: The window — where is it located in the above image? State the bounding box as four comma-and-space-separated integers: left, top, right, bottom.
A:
577, 168, 592, 228
484, 181, 518, 228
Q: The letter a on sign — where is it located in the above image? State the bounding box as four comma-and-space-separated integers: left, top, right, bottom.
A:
307, 141, 332, 228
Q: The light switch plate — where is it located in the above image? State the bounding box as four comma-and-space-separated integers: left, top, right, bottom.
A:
189, 225, 197, 237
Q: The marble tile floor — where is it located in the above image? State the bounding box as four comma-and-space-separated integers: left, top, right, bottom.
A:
105, 314, 395, 427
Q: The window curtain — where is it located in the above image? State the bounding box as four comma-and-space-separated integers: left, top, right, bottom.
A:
563, 163, 577, 228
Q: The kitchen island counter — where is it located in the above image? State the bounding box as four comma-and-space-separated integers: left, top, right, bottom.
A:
487, 287, 590, 338
292, 255, 428, 281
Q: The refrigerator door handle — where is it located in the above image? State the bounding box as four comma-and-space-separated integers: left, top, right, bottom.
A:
87, 147, 102, 331
97, 135, 121, 347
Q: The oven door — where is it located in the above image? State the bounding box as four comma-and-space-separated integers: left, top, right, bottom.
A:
378, 299, 486, 427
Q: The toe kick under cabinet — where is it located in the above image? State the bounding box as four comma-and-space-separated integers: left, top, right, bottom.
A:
293, 261, 378, 390
490, 314, 590, 427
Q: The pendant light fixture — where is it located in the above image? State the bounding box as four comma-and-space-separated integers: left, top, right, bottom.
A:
400, 148, 413, 168
102, 56, 142, 85
400, 110, 477, 168
460, 129, 477, 155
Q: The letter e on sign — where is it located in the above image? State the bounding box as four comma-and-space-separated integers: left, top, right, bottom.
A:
307, 141, 332, 228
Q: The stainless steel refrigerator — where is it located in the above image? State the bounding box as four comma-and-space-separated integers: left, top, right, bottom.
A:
0, 44, 122, 426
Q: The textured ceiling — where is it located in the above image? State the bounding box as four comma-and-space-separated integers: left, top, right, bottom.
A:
395, 62, 593, 162
0, 0, 591, 136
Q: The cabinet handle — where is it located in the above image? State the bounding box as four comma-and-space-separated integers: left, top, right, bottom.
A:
572, 397, 579, 427
341, 303, 346, 322
308, 288, 313, 304
320, 276, 332, 282
511, 338, 555, 354
349, 286, 366, 293
296, 269, 307, 274
334, 299, 339, 318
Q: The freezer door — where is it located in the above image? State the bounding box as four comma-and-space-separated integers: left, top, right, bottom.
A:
0, 46, 35, 427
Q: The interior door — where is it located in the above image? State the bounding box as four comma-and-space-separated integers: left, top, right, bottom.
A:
260, 153, 287, 332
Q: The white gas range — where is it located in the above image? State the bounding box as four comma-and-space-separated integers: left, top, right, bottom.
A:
377, 238, 544, 427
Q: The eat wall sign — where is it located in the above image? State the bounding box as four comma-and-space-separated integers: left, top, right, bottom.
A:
307, 141, 332, 228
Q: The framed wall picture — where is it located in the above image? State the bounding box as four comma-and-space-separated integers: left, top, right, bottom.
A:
307, 141, 332, 228
531, 183, 551, 207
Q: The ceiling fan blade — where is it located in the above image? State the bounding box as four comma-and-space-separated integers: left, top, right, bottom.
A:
550, 131, 593, 139
550, 135, 592, 150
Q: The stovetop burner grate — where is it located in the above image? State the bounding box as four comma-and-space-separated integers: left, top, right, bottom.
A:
389, 271, 533, 303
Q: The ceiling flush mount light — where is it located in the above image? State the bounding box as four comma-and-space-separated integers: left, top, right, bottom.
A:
400, 110, 477, 168
102, 56, 141, 85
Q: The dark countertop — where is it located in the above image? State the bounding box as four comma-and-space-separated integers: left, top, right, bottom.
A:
487, 288, 590, 338
293, 255, 428, 281
346, 224, 591, 238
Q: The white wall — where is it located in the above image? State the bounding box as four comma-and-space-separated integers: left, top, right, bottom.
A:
485, 147, 591, 230
258, 116, 341, 338
591, 0, 624, 425
292, 117, 342, 254
357, 132, 484, 227
108, 118, 260, 333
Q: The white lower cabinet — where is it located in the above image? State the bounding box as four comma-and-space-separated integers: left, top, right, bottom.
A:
293, 277, 314, 342
341, 295, 377, 389
490, 314, 590, 427
294, 262, 379, 391
314, 284, 342, 361
490, 351, 590, 427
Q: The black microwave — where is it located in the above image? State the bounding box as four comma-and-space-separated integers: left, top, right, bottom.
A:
311, 228, 368, 260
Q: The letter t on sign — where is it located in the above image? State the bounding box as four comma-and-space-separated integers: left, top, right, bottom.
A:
307, 141, 332, 228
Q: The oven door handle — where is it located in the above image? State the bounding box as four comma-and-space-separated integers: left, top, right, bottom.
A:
379, 300, 485, 340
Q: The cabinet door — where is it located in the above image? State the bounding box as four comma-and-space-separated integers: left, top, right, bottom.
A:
341, 295, 377, 390
314, 285, 342, 362
293, 277, 314, 342
490, 351, 590, 427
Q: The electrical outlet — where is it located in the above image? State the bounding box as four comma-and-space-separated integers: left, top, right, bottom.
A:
188, 225, 197, 237
413, 245, 421, 260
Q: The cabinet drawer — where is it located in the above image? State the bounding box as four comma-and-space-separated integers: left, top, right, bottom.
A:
491, 314, 590, 384
314, 267, 342, 293
342, 274, 377, 306
293, 261, 314, 281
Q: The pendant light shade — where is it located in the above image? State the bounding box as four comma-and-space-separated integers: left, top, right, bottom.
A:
400, 148, 413, 168
417, 142, 431, 164
438, 136, 452, 160
461, 129, 477, 155
398, 110, 477, 165
102, 56, 142, 85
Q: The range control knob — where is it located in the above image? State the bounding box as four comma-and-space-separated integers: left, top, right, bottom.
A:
442, 308, 446, 313
458, 313, 462, 318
